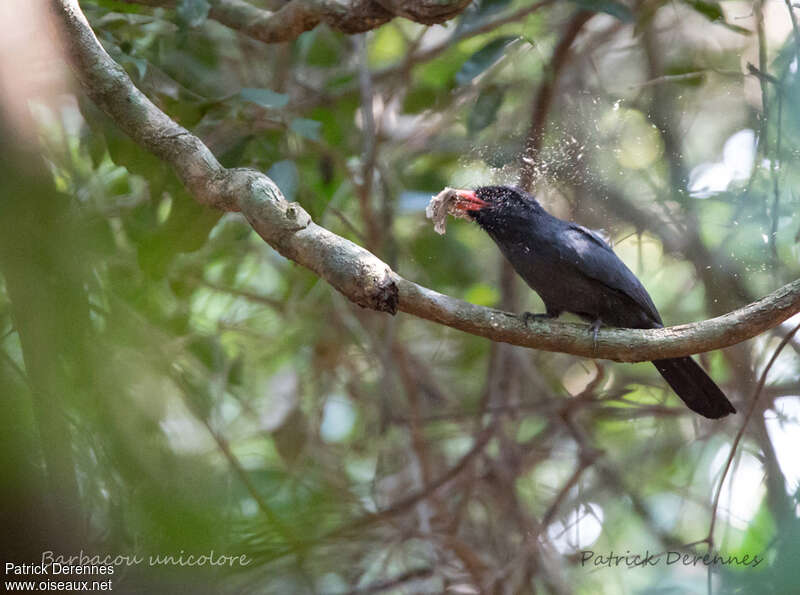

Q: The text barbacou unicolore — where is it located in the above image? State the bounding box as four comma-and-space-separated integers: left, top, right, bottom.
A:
580, 550, 764, 569
26, 550, 252, 570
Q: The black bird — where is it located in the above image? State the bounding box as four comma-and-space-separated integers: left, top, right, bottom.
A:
450, 185, 735, 419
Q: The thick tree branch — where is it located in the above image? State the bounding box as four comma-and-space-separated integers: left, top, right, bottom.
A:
60, 1, 233, 209
120, 0, 470, 43
53, 0, 800, 363
395, 279, 800, 362
207, 0, 389, 41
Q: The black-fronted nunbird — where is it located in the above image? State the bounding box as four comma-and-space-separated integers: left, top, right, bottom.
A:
449, 185, 735, 419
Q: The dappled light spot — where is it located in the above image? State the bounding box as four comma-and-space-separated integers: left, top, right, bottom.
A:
320, 395, 357, 443
547, 503, 604, 554
689, 129, 755, 198
710, 447, 765, 530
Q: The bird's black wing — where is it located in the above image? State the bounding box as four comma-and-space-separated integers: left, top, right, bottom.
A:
555, 223, 662, 326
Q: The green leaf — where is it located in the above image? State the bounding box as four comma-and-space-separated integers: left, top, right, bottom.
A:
176, 0, 210, 28
188, 335, 226, 373
416, 52, 464, 89
735, 501, 775, 558
719, 22, 751, 35
272, 408, 309, 465
515, 417, 546, 442
120, 54, 148, 80
94, 0, 150, 12
463, 282, 499, 307
684, 0, 749, 33
80, 125, 107, 168
368, 24, 406, 68
455, 36, 517, 86
467, 85, 505, 134
161, 186, 222, 254
303, 29, 344, 67
475, 0, 514, 16
572, 0, 634, 22
684, 0, 723, 21
267, 160, 299, 202
402, 87, 439, 114
663, 64, 706, 87
459, 0, 514, 30
290, 118, 322, 141
310, 101, 357, 146
239, 88, 290, 109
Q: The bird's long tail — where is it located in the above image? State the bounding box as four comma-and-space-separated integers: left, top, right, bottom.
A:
652, 357, 736, 419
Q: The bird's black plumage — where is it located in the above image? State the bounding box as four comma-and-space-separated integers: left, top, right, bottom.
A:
459, 185, 735, 419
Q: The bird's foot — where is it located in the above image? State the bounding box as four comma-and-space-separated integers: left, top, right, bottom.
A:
521, 311, 555, 326
588, 319, 602, 352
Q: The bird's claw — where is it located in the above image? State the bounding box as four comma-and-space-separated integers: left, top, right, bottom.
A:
589, 319, 602, 352
522, 311, 552, 326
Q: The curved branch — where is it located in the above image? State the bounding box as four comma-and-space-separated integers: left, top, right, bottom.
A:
207, 0, 391, 41
52, 0, 800, 363
395, 278, 800, 362
58, 1, 233, 210
120, 0, 470, 44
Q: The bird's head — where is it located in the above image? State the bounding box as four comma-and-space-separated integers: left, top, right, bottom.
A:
452, 185, 543, 230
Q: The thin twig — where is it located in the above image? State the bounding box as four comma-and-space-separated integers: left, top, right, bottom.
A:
769, 76, 784, 271
318, 419, 498, 541
705, 321, 800, 547
338, 567, 434, 595
377, 0, 555, 83
784, 0, 800, 63
754, 1, 770, 158
356, 34, 381, 252
191, 277, 285, 310
747, 62, 781, 86
629, 71, 706, 89
519, 10, 593, 190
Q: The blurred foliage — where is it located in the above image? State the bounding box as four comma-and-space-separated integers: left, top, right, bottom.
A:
2, 0, 800, 593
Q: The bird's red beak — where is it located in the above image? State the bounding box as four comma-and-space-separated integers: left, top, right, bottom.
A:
452, 189, 489, 212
